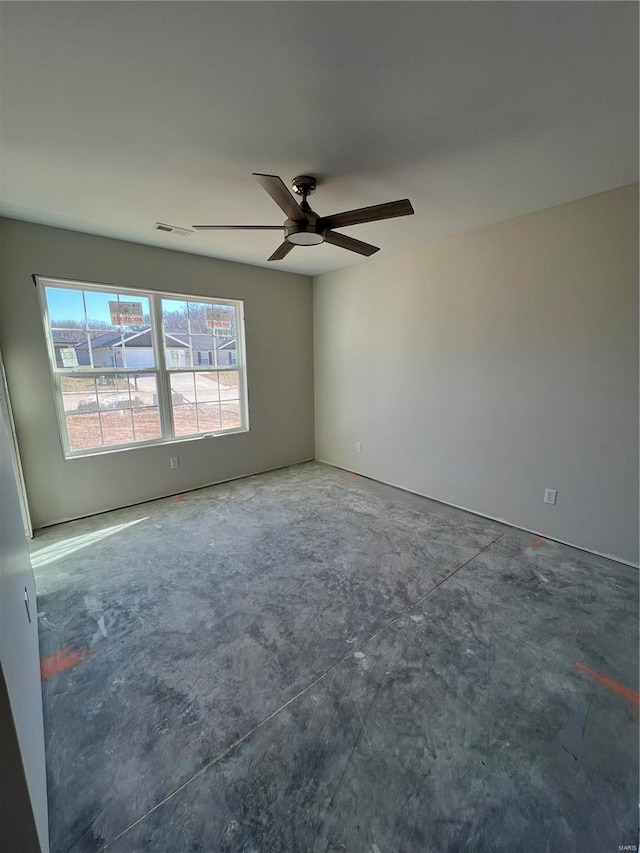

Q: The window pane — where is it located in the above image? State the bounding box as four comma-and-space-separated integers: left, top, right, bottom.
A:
173, 403, 198, 436
166, 346, 191, 368
44, 280, 86, 365
162, 299, 188, 333
61, 376, 98, 414
118, 329, 156, 369
100, 410, 135, 446
217, 370, 239, 400
127, 373, 158, 406
85, 291, 150, 331
46, 287, 85, 328
196, 402, 222, 432
132, 407, 162, 442
186, 336, 209, 368
162, 298, 237, 370
85, 290, 119, 330
216, 338, 237, 368
52, 332, 86, 368
169, 372, 195, 405
59, 374, 162, 451
193, 372, 220, 404
65, 413, 102, 451
208, 304, 236, 338
169, 372, 229, 436
45, 290, 154, 370
170, 372, 195, 435
221, 402, 241, 431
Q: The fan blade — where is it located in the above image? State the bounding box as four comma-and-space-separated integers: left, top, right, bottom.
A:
322, 199, 414, 230
253, 173, 308, 223
324, 230, 379, 257
268, 241, 295, 262
192, 225, 282, 230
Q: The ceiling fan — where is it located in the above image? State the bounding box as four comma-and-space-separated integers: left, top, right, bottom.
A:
192, 174, 415, 262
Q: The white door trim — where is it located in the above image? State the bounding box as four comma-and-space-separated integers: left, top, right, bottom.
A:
0, 349, 33, 539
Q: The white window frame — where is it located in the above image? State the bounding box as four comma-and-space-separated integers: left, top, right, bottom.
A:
36, 276, 249, 458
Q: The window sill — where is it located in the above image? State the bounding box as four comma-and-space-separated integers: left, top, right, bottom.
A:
63, 427, 250, 460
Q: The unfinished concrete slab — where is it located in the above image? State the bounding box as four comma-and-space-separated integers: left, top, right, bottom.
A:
32, 463, 638, 852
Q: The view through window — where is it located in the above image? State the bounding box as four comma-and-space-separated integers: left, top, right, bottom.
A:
37, 277, 248, 456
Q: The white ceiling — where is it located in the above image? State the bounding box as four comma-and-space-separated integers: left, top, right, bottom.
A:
0, 2, 637, 277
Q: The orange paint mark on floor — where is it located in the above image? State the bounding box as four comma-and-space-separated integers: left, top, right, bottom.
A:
574, 662, 640, 707
173, 495, 187, 502
532, 536, 545, 550
41, 646, 89, 680
345, 473, 358, 481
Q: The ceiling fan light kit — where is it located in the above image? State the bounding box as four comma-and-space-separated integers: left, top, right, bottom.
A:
192, 173, 414, 262
286, 226, 325, 246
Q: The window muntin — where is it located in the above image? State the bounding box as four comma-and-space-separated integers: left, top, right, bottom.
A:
38, 278, 247, 457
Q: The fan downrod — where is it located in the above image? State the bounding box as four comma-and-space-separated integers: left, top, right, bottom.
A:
291, 175, 317, 197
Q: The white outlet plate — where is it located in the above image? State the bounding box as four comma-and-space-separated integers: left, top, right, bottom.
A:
544, 488, 557, 505
170, 457, 179, 470
355, 442, 362, 453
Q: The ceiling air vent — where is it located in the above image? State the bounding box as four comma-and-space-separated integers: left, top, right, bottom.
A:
153, 222, 194, 237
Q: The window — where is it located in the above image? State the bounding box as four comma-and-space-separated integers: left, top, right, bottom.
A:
37, 277, 248, 457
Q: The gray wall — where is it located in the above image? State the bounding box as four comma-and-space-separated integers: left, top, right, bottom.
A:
314, 184, 639, 565
1, 407, 49, 852
0, 219, 314, 527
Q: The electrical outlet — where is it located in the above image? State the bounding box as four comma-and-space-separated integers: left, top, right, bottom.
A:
170, 456, 179, 470
544, 488, 557, 505
355, 442, 362, 453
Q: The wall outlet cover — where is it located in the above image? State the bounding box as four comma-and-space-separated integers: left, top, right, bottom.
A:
544, 488, 557, 505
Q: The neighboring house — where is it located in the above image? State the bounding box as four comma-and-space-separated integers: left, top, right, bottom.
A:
74, 329, 185, 368
168, 333, 237, 367
73, 328, 237, 369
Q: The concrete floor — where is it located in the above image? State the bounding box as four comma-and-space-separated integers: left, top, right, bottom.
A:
32, 462, 638, 852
